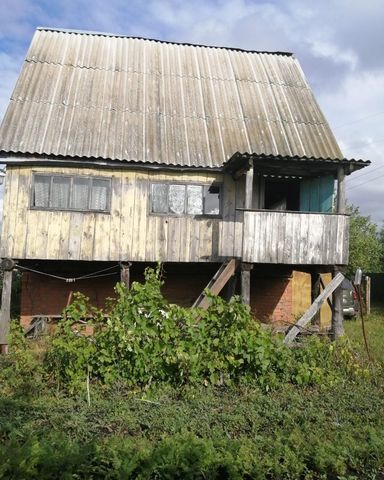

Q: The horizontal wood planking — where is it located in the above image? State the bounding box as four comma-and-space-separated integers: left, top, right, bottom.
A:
242, 211, 349, 265
1, 165, 240, 263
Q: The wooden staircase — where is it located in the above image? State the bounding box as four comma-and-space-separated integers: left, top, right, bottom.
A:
192, 259, 239, 310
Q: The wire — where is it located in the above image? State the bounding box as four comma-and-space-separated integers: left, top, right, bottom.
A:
347, 171, 384, 190
16, 263, 120, 282
342, 136, 384, 149
347, 163, 384, 183
333, 111, 384, 129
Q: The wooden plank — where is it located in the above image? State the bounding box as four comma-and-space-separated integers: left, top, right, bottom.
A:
13, 169, 31, 259
284, 272, 344, 344
0, 169, 12, 258
193, 259, 238, 309
67, 212, 84, 260
0, 270, 13, 352
80, 213, 96, 261
58, 212, 71, 260
109, 174, 123, 260
120, 171, 136, 261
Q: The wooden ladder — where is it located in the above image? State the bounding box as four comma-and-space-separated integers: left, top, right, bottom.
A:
192, 259, 239, 310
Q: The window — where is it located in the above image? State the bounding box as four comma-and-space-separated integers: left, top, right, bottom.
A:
32, 174, 111, 212
150, 183, 221, 216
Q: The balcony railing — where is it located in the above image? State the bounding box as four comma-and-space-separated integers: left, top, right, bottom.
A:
242, 210, 349, 265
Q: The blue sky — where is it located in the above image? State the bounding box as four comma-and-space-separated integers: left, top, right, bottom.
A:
0, 0, 383, 224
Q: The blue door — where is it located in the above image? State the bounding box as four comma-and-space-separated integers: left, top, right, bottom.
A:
300, 176, 334, 212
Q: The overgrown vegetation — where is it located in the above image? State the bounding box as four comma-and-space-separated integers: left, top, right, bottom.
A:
344, 309, 384, 367
45, 266, 366, 393
347, 206, 383, 277
1, 268, 383, 479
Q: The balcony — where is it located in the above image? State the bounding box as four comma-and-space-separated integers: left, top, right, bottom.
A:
241, 210, 349, 265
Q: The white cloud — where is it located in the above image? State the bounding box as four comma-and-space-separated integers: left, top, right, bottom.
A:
0, 0, 383, 224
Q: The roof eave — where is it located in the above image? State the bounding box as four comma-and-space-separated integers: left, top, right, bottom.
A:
224, 152, 371, 178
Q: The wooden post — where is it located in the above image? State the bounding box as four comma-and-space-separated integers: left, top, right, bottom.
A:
332, 269, 344, 340
0, 269, 13, 354
336, 165, 346, 214
224, 274, 237, 300
365, 276, 371, 315
332, 166, 345, 340
241, 263, 253, 306
245, 166, 254, 210
120, 262, 131, 289
311, 272, 321, 325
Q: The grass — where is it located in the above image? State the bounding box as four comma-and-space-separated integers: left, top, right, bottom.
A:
1, 310, 384, 478
344, 308, 384, 366
1, 379, 384, 479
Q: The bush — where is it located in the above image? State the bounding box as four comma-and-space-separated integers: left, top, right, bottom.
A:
45, 266, 365, 392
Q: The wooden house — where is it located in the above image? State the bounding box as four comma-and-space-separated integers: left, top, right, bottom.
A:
0, 28, 369, 345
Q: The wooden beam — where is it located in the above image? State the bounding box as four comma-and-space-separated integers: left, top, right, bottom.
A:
337, 165, 346, 214
311, 273, 321, 325
193, 259, 239, 310
245, 167, 254, 209
332, 269, 344, 340
241, 262, 253, 306
120, 262, 131, 289
0, 269, 13, 354
284, 272, 344, 344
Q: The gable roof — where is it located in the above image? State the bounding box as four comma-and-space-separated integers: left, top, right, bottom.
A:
0, 27, 343, 168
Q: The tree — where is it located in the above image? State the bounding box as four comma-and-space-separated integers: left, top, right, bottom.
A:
347, 206, 383, 278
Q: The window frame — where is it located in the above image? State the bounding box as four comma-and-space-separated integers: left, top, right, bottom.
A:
149, 181, 222, 218
30, 173, 112, 213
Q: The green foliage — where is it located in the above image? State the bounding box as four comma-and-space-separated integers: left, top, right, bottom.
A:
344, 309, 384, 368
1, 382, 384, 479
347, 205, 383, 277
0, 322, 45, 398
45, 266, 365, 392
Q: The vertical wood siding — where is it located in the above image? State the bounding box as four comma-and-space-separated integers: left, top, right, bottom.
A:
242, 210, 349, 265
1, 166, 244, 262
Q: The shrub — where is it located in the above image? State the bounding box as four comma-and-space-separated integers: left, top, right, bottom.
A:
44, 266, 365, 393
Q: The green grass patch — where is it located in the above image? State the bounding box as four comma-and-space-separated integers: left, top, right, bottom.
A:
344, 309, 384, 366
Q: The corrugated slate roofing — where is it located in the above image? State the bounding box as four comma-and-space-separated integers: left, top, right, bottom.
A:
0, 27, 344, 168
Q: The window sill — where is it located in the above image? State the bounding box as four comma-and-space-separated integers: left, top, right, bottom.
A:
29, 207, 111, 214
149, 212, 222, 219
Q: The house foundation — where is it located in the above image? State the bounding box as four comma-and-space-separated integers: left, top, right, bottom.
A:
19, 260, 331, 330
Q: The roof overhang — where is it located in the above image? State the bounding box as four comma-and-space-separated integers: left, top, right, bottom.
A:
224, 152, 371, 179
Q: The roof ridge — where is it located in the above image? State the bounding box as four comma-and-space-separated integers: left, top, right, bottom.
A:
36, 27, 294, 57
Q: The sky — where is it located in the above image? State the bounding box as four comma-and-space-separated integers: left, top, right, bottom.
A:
0, 0, 383, 225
